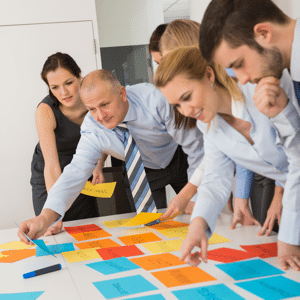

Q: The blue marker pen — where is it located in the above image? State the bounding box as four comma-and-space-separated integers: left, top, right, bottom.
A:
23, 263, 62, 279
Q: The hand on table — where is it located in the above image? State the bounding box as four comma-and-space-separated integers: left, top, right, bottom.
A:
278, 240, 300, 271
180, 217, 208, 266
258, 186, 283, 236
160, 194, 190, 221
253, 77, 288, 118
43, 219, 63, 237
17, 209, 59, 245
230, 197, 260, 229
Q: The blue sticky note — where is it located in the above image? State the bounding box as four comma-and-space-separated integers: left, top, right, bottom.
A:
36, 243, 74, 257
126, 294, 165, 300
15, 221, 55, 257
236, 275, 300, 300
87, 257, 140, 275
33, 240, 56, 257
0, 291, 44, 299
93, 275, 158, 299
216, 259, 284, 281
172, 284, 244, 300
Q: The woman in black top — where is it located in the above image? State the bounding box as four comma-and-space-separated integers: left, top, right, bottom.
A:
30, 52, 106, 236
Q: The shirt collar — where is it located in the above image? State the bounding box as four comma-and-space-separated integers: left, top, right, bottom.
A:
231, 98, 245, 119
120, 94, 137, 124
290, 18, 300, 81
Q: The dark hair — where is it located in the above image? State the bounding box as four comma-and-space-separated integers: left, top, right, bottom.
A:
149, 24, 168, 52
41, 52, 81, 108
199, 0, 289, 62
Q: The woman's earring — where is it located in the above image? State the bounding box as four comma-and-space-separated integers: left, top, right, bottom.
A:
211, 83, 216, 90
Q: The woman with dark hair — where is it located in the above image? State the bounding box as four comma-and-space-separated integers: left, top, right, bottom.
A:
30, 52, 105, 235
149, 23, 167, 65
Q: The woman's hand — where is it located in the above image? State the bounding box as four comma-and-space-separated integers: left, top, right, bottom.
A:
258, 186, 283, 236
43, 220, 63, 236
180, 217, 208, 266
230, 197, 260, 229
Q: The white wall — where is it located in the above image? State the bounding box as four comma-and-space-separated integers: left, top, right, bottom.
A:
0, 0, 101, 230
95, 0, 164, 47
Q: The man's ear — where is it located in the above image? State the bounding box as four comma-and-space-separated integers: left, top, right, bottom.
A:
120, 86, 127, 102
253, 22, 273, 45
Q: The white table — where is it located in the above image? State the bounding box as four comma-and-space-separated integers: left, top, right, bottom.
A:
1, 211, 299, 300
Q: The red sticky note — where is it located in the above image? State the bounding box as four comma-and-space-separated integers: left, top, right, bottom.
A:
206, 247, 258, 263
240, 242, 277, 258
64, 224, 102, 234
97, 245, 144, 260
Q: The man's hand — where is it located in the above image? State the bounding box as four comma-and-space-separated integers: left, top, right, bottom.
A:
17, 209, 59, 244
180, 217, 209, 266
92, 165, 105, 185
253, 77, 288, 118
258, 185, 283, 236
43, 219, 63, 237
230, 197, 260, 229
278, 240, 300, 271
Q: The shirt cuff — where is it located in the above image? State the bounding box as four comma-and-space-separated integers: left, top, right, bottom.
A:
189, 160, 205, 187
43, 196, 66, 220
271, 100, 300, 138
278, 208, 300, 245
234, 167, 255, 199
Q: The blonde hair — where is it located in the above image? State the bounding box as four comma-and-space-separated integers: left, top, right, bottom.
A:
154, 47, 243, 129
159, 19, 200, 55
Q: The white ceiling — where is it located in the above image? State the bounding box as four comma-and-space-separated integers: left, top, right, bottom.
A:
162, 0, 190, 19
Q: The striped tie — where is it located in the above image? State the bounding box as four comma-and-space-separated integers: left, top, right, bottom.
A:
118, 124, 157, 213
293, 81, 300, 107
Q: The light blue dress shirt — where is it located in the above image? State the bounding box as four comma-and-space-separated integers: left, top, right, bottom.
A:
43, 83, 204, 217
191, 70, 300, 246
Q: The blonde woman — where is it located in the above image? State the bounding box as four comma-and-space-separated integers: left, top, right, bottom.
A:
154, 47, 299, 271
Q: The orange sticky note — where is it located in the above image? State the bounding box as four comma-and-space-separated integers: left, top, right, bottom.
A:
0, 249, 36, 263
130, 253, 185, 271
65, 224, 102, 234
75, 239, 120, 250
118, 232, 162, 245
146, 220, 189, 230
71, 230, 112, 241
151, 266, 216, 288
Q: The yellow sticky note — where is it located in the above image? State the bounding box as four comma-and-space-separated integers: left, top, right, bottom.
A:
102, 218, 132, 228
0, 241, 34, 250
142, 239, 183, 254
122, 213, 163, 227
62, 248, 100, 263
0, 252, 8, 258
159, 227, 189, 240
121, 227, 154, 236
208, 233, 231, 245
80, 181, 116, 198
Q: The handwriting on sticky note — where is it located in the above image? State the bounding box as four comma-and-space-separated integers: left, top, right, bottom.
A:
62, 248, 101, 263
102, 218, 132, 228
130, 253, 185, 270
81, 181, 116, 198
97, 245, 144, 260
142, 239, 183, 254
119, 232, 162, 245
122, 213, 163, 227
71, 230, 111, 241
75, 238, 120, 250
151, 266, 216, 288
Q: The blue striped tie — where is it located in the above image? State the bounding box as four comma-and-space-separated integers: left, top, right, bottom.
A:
293, 80, 300, 107
118, 124, 157, 213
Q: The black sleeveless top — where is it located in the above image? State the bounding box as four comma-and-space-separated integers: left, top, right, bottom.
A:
30, 95, 99, 220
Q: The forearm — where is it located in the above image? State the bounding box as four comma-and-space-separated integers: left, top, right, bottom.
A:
44, 164, 62, 193
96, 153, 108, 169
178, 182, 198, 205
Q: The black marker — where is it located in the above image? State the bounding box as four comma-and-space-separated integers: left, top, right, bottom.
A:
23, 263, 62, 279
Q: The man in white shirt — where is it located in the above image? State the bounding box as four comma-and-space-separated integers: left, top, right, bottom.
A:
199, 0, 300, 271
17, 69, 204, 242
